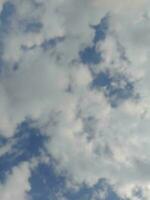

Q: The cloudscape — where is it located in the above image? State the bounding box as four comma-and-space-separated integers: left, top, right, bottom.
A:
0, 0, 150, 200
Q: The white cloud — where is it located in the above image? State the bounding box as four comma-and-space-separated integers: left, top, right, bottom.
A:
0, 162, 31, 200
92, 0, 147, 12
1, 0, 150, 199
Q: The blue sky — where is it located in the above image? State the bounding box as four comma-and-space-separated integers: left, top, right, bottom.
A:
0, 0, 150, 200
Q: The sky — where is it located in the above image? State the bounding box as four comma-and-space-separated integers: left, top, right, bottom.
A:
1, 0, 150, 200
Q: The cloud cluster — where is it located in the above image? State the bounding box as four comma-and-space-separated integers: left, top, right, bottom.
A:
1, 0, 150, 199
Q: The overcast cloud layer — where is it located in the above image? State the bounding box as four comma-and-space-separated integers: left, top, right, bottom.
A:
1, 0, 150, 200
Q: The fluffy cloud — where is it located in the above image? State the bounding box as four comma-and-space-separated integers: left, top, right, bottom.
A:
0, 162, 31, 200
1, 0, 150, 199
